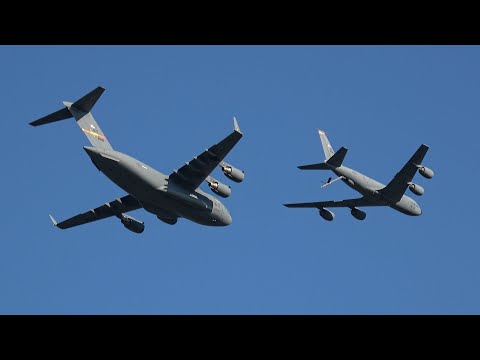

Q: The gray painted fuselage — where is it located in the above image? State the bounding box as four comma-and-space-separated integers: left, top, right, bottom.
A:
332, 165, 422, 216
84, 146, 232, 226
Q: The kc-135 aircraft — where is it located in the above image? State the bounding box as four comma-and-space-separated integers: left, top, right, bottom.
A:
284, 129, 433, 221
30, 87, 245, 233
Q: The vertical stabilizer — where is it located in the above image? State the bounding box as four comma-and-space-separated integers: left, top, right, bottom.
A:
318, 129, 347, 167
317, 129, 335, 160
29, 86, 113, 150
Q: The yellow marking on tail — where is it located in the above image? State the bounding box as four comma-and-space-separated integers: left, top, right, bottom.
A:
82, 128, 107, 140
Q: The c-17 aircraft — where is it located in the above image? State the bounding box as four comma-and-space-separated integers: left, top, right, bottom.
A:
30, 86, 245, 233
284, 129, 434, 221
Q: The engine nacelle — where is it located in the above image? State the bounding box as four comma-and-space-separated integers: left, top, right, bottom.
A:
120, 215, 145, 234
222, 164, 245, 183
351, 208, 366, 220
408, 183, 424, 196
209, 181, 231, 198
319, 208, 335, 221
418, 166, 434, 179
157, 216, 178, 225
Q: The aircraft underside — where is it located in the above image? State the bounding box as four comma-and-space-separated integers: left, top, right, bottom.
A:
30, 86, 244, 232
284, 129, 432, 221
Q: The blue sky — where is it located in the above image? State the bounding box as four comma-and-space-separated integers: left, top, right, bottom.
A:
1, 46, 479, 314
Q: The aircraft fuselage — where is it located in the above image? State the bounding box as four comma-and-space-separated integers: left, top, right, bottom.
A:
333, 165, 422, 216
83, 146, 232, 226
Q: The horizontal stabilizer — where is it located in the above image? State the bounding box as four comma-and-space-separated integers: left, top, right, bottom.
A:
284, 196, 379, 209
29, 107, 72, 126
71, 86, 105, 113
298, 163, 331, 170
29, 86, 105, 127
326, 147, 348, 167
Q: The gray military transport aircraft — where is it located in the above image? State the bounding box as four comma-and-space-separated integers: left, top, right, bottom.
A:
30, 86, 245, 233
284, 129, 433, 221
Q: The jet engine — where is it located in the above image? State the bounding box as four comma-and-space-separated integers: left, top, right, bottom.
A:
208, 177, 231, 198
408, 183, 424, 196
418, 166, 434, 179
120, 214, 145, 234
351, 208, 366, 220
319, 208, 335, 221
221, 162, 245, 183
157, 216, 178, 225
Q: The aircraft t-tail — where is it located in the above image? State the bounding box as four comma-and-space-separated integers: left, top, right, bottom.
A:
284, 129, 433, 221
30, 86, 245, 233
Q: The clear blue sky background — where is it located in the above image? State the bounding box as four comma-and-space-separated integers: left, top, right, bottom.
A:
1, 46, 479, 314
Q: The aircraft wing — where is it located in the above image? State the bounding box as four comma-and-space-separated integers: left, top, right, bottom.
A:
379, 144, 429, 202
50, 194, 142, 230
284, 196, 381, 209
169, 118, 243, 190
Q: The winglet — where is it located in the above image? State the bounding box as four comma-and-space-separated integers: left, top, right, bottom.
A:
233, 117, 242, 134
49, 214, 58, 227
